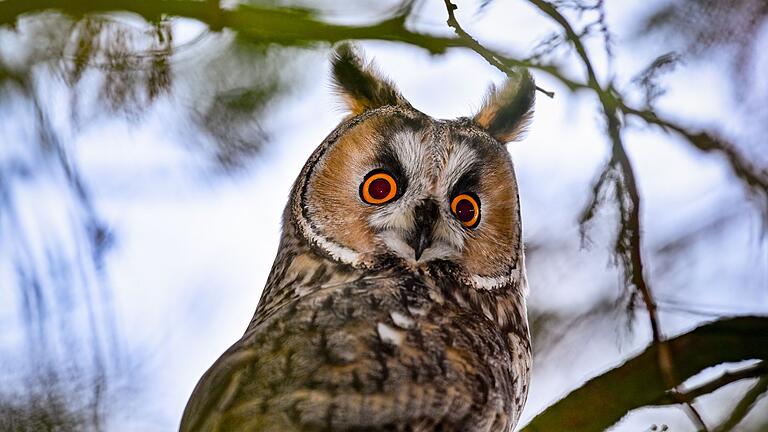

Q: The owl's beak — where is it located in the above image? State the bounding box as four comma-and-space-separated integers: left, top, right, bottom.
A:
408, 199, 438, 261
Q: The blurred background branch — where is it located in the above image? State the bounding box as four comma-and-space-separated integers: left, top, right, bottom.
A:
3, 0, 764, 205
521, 316, 768, 432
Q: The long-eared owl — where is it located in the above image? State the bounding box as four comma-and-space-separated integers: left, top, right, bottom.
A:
181, 44, 535, 432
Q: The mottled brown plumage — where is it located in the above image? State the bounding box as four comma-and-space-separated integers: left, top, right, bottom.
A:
181, 44, 535, 432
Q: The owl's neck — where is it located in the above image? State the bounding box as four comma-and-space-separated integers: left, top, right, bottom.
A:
247, 219, 368, 329
246, 218, 529, 348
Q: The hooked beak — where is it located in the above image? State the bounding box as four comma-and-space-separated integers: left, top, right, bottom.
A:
407, 199, 438, 261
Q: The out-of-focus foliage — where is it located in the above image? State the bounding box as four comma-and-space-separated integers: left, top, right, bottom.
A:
0, 6, 295, 430
0, 0, 766, 431
637, 0, 768, 174
639, 0, 767, 76
0, 372, 104, 431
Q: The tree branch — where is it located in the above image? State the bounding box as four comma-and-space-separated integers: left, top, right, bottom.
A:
521, 316, 768, 432
620, 103, 768, 208
0, 0, 463, 53
659, 361, 768, 432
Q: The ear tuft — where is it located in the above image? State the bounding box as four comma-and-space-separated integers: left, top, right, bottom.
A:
473, 69, 536, 143
331, 43, 411, 116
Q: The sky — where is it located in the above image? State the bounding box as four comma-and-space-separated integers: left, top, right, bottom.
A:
1, 0, 766, 431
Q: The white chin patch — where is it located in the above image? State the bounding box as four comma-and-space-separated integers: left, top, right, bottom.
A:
379, 232, 414, 260
418, 243, 460, 261
379, 231, 459, 263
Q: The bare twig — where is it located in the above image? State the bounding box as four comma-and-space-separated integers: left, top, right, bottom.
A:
677, 361, 767, 402
620, 103, 768, 210
714, 373, 768, 432
442, 0, 554, 98
663, 362, 768, 432
527, 0, 599, 88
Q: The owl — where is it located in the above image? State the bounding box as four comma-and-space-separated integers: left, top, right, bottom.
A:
180, 44, 535, 432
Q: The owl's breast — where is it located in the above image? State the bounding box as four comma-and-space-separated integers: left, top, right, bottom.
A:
182, 272, 531, 432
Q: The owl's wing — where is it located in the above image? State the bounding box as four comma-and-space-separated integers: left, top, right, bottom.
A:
180, 278, 528, 432
179, 344, 259, 432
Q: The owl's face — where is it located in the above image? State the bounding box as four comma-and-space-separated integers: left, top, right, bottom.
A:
290, 45, 534, 290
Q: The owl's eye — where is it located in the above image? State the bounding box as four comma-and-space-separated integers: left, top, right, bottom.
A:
360, 171, 398, 205
451, 193, 480, 228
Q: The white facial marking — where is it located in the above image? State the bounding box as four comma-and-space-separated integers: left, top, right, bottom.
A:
294, 199, 362, 266
313, 231, 361, 264
441, 142, 477, 192
368, 132, 483, 263
417, 242, 461, 262
389, 131, 430, 181
379, 230, 415, 260
430, 218, 464, 255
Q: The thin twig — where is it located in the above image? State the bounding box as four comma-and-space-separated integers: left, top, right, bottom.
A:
443, 0, 554, 98
620, 103, 768, 207
657, 362, 768, 432
606, 96, 712, 430
527, 0, 599, 88
715, 373, 768, 432
677, 361, 767, 401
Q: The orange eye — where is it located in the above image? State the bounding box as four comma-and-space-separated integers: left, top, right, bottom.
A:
451, 193, 480, 228
360, 171, 398, 205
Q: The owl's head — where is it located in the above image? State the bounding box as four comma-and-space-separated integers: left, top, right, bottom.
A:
289, 44, 534, 290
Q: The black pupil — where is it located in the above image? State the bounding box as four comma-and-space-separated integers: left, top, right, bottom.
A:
369, 177, 391, 200
455, 198, 475, 222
